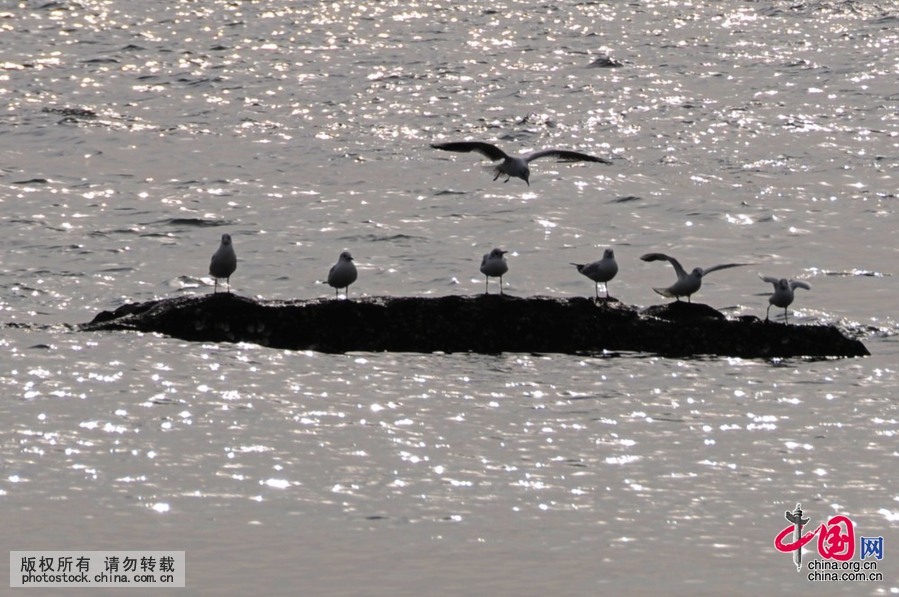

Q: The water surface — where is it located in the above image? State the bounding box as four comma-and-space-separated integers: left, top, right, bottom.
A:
1, 1, 897, 594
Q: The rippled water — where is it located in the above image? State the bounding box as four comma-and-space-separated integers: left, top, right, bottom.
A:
1, 1, 897, 594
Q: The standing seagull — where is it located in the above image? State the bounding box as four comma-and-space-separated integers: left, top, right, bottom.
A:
327, 250, 358, 299
571, 248, 619, 299
209, 233, 237, 293
431, 141, 610, 185
480, 248, 509, 295
640, 253, 747, 302
760, 275, 811, 323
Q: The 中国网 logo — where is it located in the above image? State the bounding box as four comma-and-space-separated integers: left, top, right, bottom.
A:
773, 503, 885, 582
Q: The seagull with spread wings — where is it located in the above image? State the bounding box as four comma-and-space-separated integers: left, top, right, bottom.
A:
431, 141, 610, 185
640, 253, 748, 302
760, 275, 811, 323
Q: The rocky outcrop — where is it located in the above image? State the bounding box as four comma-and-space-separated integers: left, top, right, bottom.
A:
80, 294, 870, 358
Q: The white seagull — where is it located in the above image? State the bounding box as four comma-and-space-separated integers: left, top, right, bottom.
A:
640, 252, 747, 302
760, 275, 811, 323
480, 248, 509, 295
209, 233, 237, 293
431, 141, 610, 185
571, 248, 618, 299
327, 250, 358, 299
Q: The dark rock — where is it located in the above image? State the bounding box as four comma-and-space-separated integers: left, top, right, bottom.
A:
79, 294, 870, 359
42, 106, 97, 118
642, 301, 726, 321
588, 54, 623, 68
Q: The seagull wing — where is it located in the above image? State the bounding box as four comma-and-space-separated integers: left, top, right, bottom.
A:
522, 149, 611, 164
640, 253, 687, 279
702, 263, 749, 276
759, 274, 780, 285
790, 280, 811, 291
431, 141, 508, 162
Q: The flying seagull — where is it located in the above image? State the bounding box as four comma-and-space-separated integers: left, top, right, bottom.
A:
209, 233, 237, 293
480, 248, 509, 295
640, 252, 748, 302
571, 248, 618, 299
760, 275, 811, 323
431, 141, 610, 185
327, 250, 358, 299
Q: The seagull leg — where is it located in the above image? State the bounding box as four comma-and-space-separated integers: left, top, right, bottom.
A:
499, 275, 504, 295
484, 276, 489, 295
765, 304, 771, 322
784, 307, 789, 324
226, 277, 231, 294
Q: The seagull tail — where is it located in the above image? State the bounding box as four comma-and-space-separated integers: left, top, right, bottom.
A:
652, 287, 675, 298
